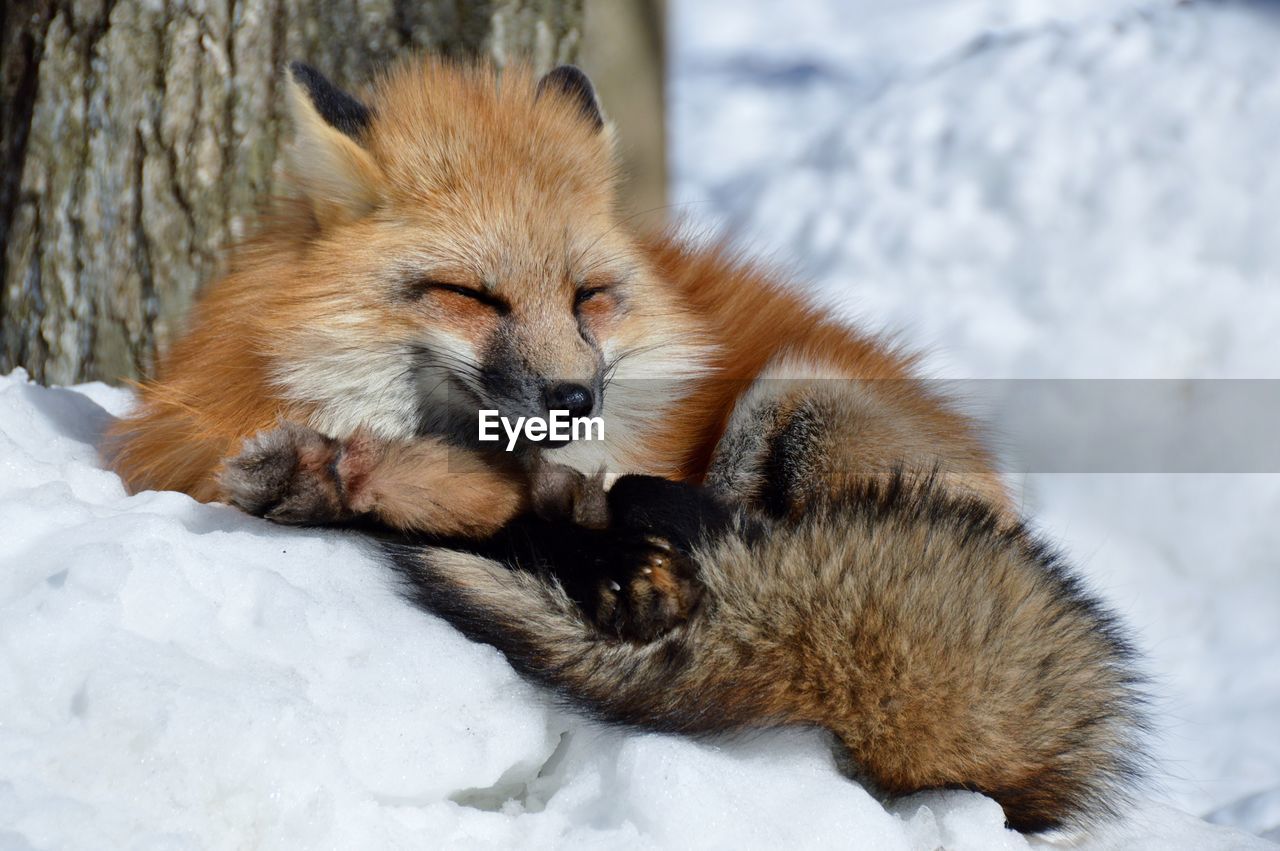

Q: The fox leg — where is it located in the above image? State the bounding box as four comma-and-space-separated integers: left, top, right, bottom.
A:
218, 422, 527, 538
469, 470, 725, 641
465, 515, 702, 642
705, 350, 1011, 518
430, 470, 733, 642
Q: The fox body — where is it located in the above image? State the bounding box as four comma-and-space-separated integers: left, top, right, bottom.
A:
103, 59, 1146, 831
106, 59, 1005, 534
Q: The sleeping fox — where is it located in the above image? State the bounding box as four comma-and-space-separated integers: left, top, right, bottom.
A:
106, 59, 1004, 535
104, 58, 1146, 832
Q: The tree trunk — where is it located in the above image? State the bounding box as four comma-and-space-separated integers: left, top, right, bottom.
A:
581, 0, 666, 227
1, 0, 585, 386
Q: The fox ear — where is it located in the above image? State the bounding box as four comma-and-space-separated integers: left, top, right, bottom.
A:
285, 62, 382, 227
288, 62, 373, 138
535, 65, 605, 132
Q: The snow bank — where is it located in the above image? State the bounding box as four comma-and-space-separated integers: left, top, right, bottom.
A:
0, 371, 1267, 849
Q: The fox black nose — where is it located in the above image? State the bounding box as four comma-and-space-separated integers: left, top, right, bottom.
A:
545, 382, 594, 418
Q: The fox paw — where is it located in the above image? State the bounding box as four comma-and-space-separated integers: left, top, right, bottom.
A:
219, 423, 348, 525
592, 535, 702, 642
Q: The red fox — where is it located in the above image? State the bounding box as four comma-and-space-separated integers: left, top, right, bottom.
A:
106, 59, 1006, 535
104, 59, 1146, 832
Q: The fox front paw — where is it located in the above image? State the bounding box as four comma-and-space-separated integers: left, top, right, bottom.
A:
592, 535, 703, 642
219, 423, 348, 525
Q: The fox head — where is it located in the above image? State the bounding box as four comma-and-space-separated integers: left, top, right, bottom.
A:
256, 59, 707, 455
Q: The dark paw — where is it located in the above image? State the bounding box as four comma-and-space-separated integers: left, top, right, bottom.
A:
218, 423, 347, 525
592, 535, 702, 642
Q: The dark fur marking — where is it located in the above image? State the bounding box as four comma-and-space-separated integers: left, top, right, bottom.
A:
606, 475, 737, 550
289, 61, 373, 139
535, 65, 604, 131
757, 402, 822, 518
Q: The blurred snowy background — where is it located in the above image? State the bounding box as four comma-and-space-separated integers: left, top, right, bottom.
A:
673, 0, 1280, 832
2, 0, 1279, 848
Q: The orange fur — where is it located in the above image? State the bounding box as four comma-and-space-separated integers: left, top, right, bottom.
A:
638, 236, 1004, 504
106, 57, 1005, 529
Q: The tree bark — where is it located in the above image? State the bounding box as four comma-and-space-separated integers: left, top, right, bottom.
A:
581, 0, 666, 226
1, 0, 585, 385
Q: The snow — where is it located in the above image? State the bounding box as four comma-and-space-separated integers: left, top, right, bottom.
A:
2, 0, 1279, 847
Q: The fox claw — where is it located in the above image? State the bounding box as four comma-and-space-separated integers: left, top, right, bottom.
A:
593, 535, 702, 642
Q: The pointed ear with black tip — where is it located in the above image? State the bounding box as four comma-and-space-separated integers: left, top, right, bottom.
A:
535, 65, 605, 132
288, 61, 373, 139
285, 62, 383, 228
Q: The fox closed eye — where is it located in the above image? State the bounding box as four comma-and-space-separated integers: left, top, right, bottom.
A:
574, 286, 612, 310
411, 279, 510, 314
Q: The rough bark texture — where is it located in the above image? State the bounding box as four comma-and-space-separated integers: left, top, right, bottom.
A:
1, 0, 585, 385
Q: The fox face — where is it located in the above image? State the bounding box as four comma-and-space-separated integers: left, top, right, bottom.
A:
261, 61, 698, 454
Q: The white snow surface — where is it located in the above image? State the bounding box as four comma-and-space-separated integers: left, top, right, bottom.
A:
3, 0, 1279, 847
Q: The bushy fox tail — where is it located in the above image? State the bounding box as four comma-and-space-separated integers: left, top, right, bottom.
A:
382, 537, 775, 736
382, 475, 1148, 833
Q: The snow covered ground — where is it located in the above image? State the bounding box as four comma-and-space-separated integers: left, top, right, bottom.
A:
3, 0, 1279, 847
